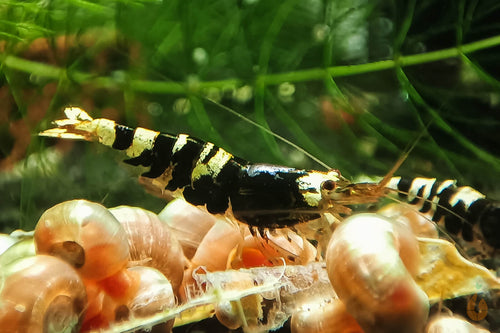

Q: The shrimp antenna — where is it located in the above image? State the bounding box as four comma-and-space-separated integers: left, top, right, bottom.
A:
205, 97, 333, 170
377, 121, 433, 188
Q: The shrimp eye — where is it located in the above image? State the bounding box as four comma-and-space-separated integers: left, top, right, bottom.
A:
321, 180, 336, 191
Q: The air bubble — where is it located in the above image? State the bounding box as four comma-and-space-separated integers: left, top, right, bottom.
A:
173, 98, 191, 115
312, 24, 330, 42
193, 47, 208, 66
147, 102, 163, 116
232, 85, 253, 104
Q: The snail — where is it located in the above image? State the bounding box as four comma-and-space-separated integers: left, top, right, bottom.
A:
0, 238, 36, 268
326, 213, 429, 333
377, 203, 439, 239
291, 299, 363, 333
109, 205, 186, 294
158, 198, 218, 259
34, 199, 130, 280
426, 315, 490, 333
82, 266, 176, 332
0, 255, 87, 333
0, 233, 18, 256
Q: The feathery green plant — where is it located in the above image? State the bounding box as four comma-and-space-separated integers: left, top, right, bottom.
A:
0, 0, 499, 233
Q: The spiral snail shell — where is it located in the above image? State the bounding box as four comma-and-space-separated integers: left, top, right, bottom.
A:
109, 205, 186, 294
34, 199, 130, 280
0, 255, 87, 333
291, 299, 363, 333
326, 213, 429, 333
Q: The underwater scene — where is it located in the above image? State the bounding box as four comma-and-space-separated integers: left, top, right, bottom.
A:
1, 1, 500, 332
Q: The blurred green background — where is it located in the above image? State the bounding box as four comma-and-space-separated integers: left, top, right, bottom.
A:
1, 0, 499, 233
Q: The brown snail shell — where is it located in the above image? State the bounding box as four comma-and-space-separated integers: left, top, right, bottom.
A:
158, 198, 218, 259
0, 255, 87, 333
326, 213, 429, 333
291, 299, 363, 333
126, 266, 176, 318
377, 203, 438, 239
82, 267, 176, 332
109, 205, 186, 293
426, 315, 490, 333
190, 218, 243, 272
34, 199, 129, 280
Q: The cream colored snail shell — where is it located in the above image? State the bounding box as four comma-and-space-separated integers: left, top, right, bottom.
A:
0, 255, 87, 333
158, 198, 218, 259
34, 199, 129, 280
126, 266, 176, 318
109, 205, 186, 293
0, 238, 36, 268
291, 299, 363, 333
426, 315, 491, 333
326, 213, 429, 333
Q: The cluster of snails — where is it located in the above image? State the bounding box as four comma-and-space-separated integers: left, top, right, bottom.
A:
0, 200, 180, 332
0, 199, 496, 332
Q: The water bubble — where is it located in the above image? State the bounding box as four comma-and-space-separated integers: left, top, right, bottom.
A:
147, 102, 163, 116
173, 98, 191, 115
204, 87, 222, 102
371, 17, 393, 37
192, 48, 208, 66
232, 85, 253, 104
278, 82, 295, 103
312, 24, 330, 42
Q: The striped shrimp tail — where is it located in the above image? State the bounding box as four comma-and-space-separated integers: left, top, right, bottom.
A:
39, 107, 99, 141
387, 176, 500, 252
39, 107, 121, 147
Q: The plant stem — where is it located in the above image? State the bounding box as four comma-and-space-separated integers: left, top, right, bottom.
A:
2, 34, 500, 93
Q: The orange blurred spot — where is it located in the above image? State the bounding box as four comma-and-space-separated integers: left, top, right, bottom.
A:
98, 269, 140, 302
320, 97, 355, 131
241, 247, 273, 268
389, 283, 412, 310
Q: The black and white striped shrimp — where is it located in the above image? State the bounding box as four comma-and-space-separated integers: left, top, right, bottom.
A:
39, 107, 499, 254
39, 107, 354, 230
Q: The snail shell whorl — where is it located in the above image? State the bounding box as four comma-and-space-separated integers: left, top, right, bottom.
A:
109, 206, 186, 293
326, 213, 429, 333
0, 255, 87, 333
34, 200, 129, 280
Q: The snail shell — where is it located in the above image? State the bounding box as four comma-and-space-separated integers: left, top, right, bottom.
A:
0, 233, 18, 256
0, 238, 36, 268
426, 315, 490, 333
291, 299, 363, 333
190, 218, 243, 272
378, 203, 438, 239
0, 255, 87, 333
126, 266, 176, 317
326, 213, 429, 333
179, 218, 243, 302
34, 199, 129, 280
109, 205, 186, 293
158, 198, 218, 259
82, 267, 176, 332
